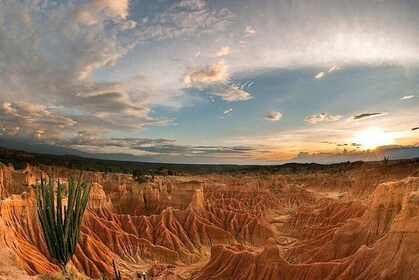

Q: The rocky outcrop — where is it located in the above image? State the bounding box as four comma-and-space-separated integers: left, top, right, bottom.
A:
0, 162, 417, 279
193, 177, 419, 280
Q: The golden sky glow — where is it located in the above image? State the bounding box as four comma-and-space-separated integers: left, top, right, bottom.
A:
353, 127, 395, 150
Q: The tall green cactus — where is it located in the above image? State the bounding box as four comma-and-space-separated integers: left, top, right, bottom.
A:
35, 172, 92, 275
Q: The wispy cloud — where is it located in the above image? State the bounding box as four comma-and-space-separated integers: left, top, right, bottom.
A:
315, 65, 339, 79
305, 113, 342, 124
265, 112, 282, 121
54, 131, 256, 157
224, 108, 233, 115
352, 112, 388, 120
220, 108, 233, 119
328, 65, 339, 73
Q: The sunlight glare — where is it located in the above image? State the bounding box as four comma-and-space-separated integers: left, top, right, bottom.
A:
353, 127, 395, 149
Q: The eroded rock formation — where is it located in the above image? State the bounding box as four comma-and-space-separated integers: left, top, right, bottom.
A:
0, 162, 417, 279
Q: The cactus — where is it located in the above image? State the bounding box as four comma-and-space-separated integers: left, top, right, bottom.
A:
112, 260, 122, 280
383, 155, 389, 165
100, 260, 122, 280
35, 172, 91, 277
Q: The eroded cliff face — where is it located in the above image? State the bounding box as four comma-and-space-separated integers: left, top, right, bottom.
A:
0, 162, 417, 279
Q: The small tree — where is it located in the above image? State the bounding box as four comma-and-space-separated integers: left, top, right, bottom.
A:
36, 173, 92, 277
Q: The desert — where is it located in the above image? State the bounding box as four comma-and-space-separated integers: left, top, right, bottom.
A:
0, 149, 417, 279
1, 0, 418, 279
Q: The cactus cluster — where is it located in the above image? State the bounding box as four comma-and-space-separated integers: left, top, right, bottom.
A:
35, 172, 92, 274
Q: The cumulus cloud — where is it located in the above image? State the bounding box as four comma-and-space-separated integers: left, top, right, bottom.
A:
245, 26, 256, 37
213, 84, 252, 102
265, 112, 282, 121
305, 113, 342, 124
181, 60, 229, 86
0, 0, 177, 145
352, 112, 388, 120
400, 95, 415, 100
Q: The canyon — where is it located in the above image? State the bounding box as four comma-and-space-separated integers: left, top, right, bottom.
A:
0, 160, 418, 279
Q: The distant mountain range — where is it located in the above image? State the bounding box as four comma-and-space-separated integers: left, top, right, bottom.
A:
0, 137, 418, 165
0, 138, 159, 163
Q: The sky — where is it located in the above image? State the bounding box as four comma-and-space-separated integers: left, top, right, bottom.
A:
0, 0, 418, 164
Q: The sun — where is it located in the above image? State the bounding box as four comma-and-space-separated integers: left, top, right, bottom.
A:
353, 127, 395, 149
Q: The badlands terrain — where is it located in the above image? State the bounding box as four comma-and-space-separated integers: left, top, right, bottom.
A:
0, 157, 418, 279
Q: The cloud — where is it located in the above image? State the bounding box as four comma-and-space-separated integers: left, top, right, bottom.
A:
0, 0, 189, 143
213, 46, 231, 57
51, 131, 255, 158
0, 0, 137, 98
265, 112, 282, 121
220, 108, 233, 119
73, 0, 131, 25
315, 72, 325, 79
181, 60, 229, 86
328, 65, 339, 73
400, 95, 415, 100
352, 112, 388, 120
181, 60, 251, 102
305, 113, 342, 124
135, 0, 233, 41
245, 26, 256, 37
54, 132, 176, 149
213, 84, 252, 102
135, 144, 254, 156
292, 145, 419, 164
315, 66, 339, 79
224, 108, 233, 114
228, 0, 419, 72
0, 102, 76, 139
